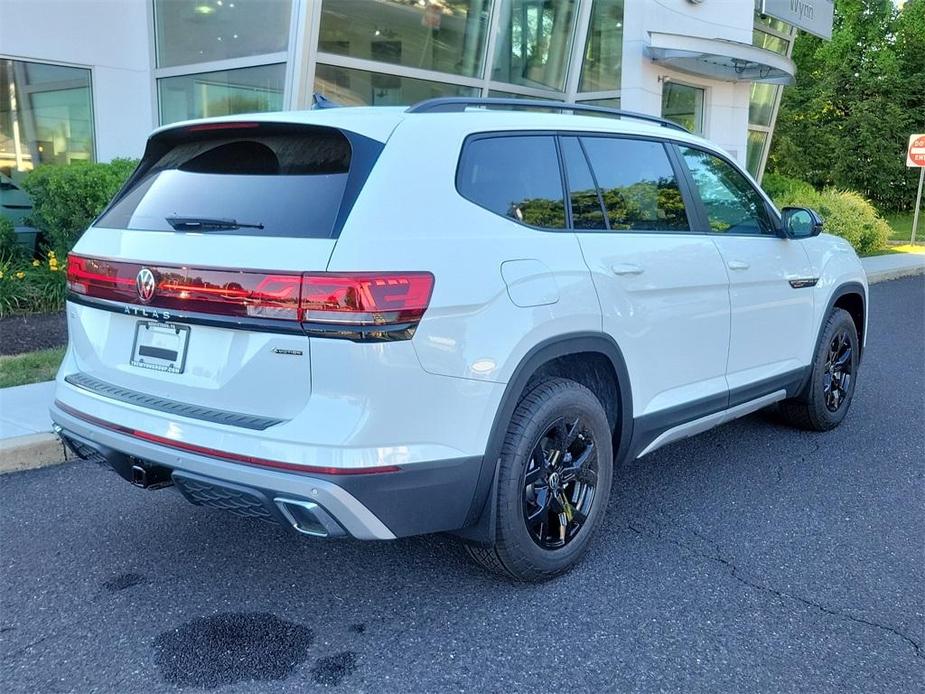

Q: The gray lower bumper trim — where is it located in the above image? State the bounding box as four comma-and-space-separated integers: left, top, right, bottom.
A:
64, 372, 284, 431
50, 403, 395, 540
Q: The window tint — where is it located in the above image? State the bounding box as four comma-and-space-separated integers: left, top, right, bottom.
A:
680, 147, 776, 235
96, 126, 353, 238
581, 137, 689, 231
561, 137, 606, 230
457, 136, 566, 229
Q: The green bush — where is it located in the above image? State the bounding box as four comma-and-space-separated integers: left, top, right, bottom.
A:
0, 250, 66, 317
761, 173, 816, 202
0, 216, 21, 260
22, 158, 138, 257
772, 186, 891, 256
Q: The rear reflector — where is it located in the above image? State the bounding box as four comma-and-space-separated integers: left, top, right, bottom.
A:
67, 254, 434, 338
55, 400, 400, 475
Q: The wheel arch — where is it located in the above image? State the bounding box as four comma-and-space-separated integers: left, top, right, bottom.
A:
794, 281, 866, 400
452, 332, 633, 545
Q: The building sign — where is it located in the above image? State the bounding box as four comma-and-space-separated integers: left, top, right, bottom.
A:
761, 0, 834, 40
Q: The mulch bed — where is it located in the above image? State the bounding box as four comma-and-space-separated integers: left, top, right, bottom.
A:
0, 312, 68, 356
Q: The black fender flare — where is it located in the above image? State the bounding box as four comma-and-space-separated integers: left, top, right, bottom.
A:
795, 281, 867, 398
451, 332, 634, 545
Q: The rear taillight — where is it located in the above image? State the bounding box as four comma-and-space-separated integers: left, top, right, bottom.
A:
67, 254, 434, 340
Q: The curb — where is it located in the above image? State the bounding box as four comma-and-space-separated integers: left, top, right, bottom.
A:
0, 432, 68, 475
866, 265, 925, 284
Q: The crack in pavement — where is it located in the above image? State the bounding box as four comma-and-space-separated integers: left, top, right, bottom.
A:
624, 519, 924, 660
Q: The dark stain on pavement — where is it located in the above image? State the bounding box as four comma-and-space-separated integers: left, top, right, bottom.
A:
348, 623, 366, 634
102, 572, 147, 592
153, 612, 314, 689
310, 651, 358, 686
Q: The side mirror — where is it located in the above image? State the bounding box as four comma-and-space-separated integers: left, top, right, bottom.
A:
780, 207, 823, 239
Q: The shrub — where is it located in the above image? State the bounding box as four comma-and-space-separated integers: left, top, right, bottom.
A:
0, 250, 66, 317
772, 186, 891, 256
761, 173, 816, 202
0, 216, 21, 260
22, 158, 138, 257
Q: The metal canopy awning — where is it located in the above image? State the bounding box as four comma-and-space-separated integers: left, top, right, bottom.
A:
645, 32, 796, 85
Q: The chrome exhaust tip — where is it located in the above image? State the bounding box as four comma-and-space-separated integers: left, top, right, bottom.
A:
274, 498, 345, 538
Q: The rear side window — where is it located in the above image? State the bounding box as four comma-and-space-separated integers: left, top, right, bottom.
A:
457, 135, 566, 229
97, 125, 356, 238
581, 137, 689, 231
561, 137, 606, 230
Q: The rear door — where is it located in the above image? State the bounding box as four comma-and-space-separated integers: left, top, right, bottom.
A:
675, 145, 815, 394
567, 134, 731, 422
65, 121, 382, 422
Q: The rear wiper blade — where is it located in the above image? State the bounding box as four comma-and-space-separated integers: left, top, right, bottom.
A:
166, 216, 264, 231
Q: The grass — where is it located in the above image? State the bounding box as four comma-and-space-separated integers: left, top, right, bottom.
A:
0, 346, 65, 388
884, 211, 924, 244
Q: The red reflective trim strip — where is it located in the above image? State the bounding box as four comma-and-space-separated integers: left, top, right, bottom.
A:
185, 122, 260, 132
55, 400, 400, 475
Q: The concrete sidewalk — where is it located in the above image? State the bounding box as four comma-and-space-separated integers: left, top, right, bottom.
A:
0, 251, 921, 473
0, 380, 65, 472
862, 251, 925, 283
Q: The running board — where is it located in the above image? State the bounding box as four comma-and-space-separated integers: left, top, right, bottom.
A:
636, 390, 786, 459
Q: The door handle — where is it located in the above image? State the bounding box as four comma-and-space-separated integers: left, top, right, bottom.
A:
727, 260, 750, 271
611, 263, 644, 276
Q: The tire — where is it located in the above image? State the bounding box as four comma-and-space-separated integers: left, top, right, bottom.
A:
465, 378, 613, 582
779, 308, 859, 431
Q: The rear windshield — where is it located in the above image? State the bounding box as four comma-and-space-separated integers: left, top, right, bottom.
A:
97, 125, 353, 238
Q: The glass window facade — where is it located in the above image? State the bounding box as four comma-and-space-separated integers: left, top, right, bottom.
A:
492, 0, 579, 91
661, 82, 704, 134
318, 0, 491, 78
579, 0, 624, 93
315, 64, 478, 106
154, 0, 292, 68
158, 64, 285, 124
1, 59, 94, 175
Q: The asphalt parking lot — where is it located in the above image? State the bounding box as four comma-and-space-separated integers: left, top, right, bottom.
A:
1, 276, 923, 693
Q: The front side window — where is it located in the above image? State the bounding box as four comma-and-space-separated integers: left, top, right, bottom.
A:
457, 135, 566, 229
581, 137, 689, 231
680, 147, 776, 235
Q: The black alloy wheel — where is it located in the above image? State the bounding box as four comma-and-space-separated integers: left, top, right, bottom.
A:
523, 416, 598, 549
823, 328, 853, 412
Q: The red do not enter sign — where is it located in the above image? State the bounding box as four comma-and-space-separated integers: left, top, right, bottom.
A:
907, 134, 925, 167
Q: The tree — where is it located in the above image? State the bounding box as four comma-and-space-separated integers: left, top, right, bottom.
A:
767, 0, 925, 212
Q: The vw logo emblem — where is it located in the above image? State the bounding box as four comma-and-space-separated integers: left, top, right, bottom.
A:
136, 268, 156, 303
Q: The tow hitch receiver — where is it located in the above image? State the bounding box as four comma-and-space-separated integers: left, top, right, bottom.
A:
130, 461, 173, 489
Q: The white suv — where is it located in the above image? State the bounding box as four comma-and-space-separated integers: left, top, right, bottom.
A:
51, 99, 867, 581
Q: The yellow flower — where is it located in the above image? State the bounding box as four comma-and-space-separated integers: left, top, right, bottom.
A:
50, 266, 59, 272
15, 271, 25, 279
48, 251, 56, 258
49, 258, 58, 267
33, 259, 40, 267
0, 271, 4, 278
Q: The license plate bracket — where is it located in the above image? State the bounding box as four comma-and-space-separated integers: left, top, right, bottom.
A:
130, 321, 190, 374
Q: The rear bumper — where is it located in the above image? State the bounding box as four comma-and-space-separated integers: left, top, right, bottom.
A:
50, 402, 484, 540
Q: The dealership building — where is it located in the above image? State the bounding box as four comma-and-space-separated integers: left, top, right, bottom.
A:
1, 0, 833, 218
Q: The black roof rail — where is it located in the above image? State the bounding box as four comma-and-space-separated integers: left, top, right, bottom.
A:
405, 97, 690, 133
